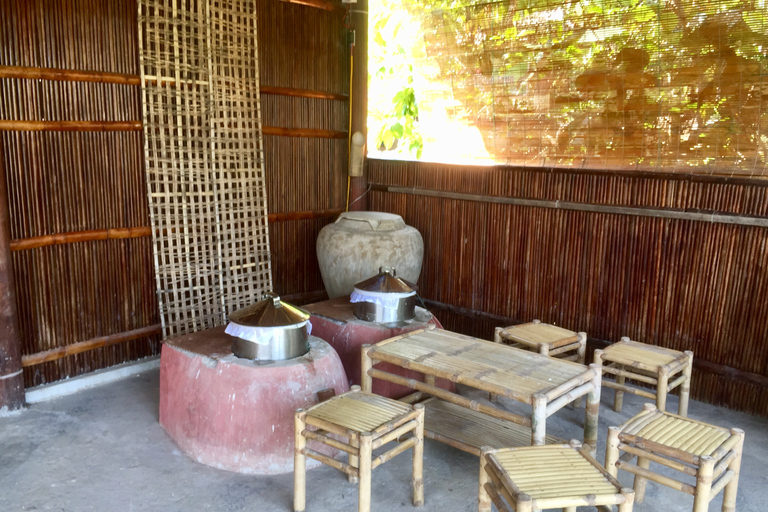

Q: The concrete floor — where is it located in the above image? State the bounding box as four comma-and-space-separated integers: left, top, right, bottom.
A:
1, 368, 767, 512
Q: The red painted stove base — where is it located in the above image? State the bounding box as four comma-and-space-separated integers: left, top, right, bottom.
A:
305, 297, 454, 398
159, 327, 348, 475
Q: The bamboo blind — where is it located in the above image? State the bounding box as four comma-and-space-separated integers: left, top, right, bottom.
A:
138, 0, 271, 337
370, 159, 768, 417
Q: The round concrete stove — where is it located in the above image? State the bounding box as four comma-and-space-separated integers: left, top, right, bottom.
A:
159, 326, 348, 475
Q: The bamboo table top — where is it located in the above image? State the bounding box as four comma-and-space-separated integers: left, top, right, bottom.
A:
306, 391, 413, 434
601, 339, 688, 371
367, 328, 590, 405
497, 322, 580, 349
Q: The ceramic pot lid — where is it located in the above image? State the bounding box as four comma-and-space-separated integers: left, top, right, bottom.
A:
228, 291, 310, 327
353, 267, 415, 295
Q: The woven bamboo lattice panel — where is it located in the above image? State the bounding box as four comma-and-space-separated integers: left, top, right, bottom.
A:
138, 0, 271, 337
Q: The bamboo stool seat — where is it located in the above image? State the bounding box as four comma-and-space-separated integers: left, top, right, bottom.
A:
294, 386, 425, 512
479, 442, 635, 512
606, 404, 745, 512
423, 398, 564, 456
494, 320, 587, 363
595, 337, 693, 415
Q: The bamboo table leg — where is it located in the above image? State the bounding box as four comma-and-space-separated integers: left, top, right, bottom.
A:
358, 432, 373, 512
478, 448, 492, 512
531, 394, 547, 446
584, 364, 602, 456
693, 456, 715, 512
412, 403, 425, 507
618, 488, 635, 512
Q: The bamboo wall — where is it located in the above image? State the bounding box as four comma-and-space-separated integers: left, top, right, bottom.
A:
256, 0, 349, 299
369, 159, 768, 417
0, 0, 160, 387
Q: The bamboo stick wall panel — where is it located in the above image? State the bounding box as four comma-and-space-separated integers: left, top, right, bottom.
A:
256, 0, 348, 296
369, 160, 768, 417
138, 0, 271, 337
0, 0, 159, 387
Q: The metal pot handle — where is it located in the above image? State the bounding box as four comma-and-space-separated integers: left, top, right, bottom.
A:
262, 291, 282, 307
379, 266, 396, 277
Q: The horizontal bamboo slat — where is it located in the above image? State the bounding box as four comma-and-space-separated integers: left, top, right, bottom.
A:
260, 85, 348, 101
0, 65, 140, 85
0, 120, 142, 132
280, 0, 339, 12
262, 126, 347, 139
10, 227, 151, 251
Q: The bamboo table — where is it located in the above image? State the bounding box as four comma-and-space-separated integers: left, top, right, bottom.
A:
361, 326, 603, 453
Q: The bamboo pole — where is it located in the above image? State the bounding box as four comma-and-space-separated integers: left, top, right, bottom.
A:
412, 403, 425, 507
360, 344, 373, 393
21, 324, 161, 367
280, 0, 340, 11
260, 86, 348, 102
294, 410, 307, 512
616, 460, 696, 496
10, 226, 151, 251
262, 126, 347, 139
358, 432, 373, 512
371, 436, 417, 469
0, 146, 25, 410
679, 351, 693, 416
0, 120, 142, 131
302, 430, 356, 455
267, 209, 342, 223
722, 429, 744, 512
693, 456, 715, 512
478, 448, 492, 512
584, 364, 602, 456
0, 65, 140, 85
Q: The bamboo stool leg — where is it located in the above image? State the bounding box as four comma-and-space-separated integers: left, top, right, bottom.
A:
656, 367, 669, 412
294, 410, 307, 512
605, 426, 621, 478
618, 488, 635, 512
412, 403, 425, 507
488, 331, 500, 403
478, 447, 492, 512
564, 507, 577, 512
361, 344, 373, 393
516, 494, 534, 512
348, 434, 360, 484
633, 456, 651, 503
573, 332, 587, 408
584, 365, 602, 456
614, 363, 626, 412
722, 429, 745, 512
678, 351, 694, 417
693, 456, 715, 512
358, 432, 373, 512
531, 394, 547, 446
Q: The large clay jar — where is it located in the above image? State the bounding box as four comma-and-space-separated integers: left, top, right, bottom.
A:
317, 211, 424, 298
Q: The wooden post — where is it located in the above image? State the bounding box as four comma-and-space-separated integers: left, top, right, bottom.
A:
294, 410, 307, 512
412, 403, 425, 507
358, 432, 373, 512
0, 148, 25, 411
722, 429, 745, 512
478, 447, 492, 512
360, 344, 373, 392
348, 0, 368, 211
693, 456, 715, 512
679, 351, 694, 417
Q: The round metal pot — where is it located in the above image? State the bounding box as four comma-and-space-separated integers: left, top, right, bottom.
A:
231, 324, 309, 361
354, 294, 416, 324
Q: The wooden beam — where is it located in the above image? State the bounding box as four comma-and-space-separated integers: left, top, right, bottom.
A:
268, 208, 342, 223
0, 120, 142, 132
260, 85, 348, 102
0, 146, 25, 410
21, 324, 162, 367
262, 126, 348, 139
0, 65, 140, 85
10, 227, 152, 251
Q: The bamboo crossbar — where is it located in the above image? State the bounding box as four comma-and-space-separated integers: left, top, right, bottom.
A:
302, 447, 356, 476
367, 368, 531, 427
10, 227, 151, 251
372, 420, 418, 449
483, 482, 514, 512
617, 443, 697, 476
371, 436, 418, 469
602, 380, 657, 399
0, 65, 141, 85
549, 343, 583, 356
262, 126, 347, 139
484, 467, 518, 509
616, 460, 696, 495
280, 0, 339, 11
0, 120, 142, 131
602, 366, 659, 385
302, 430, 356, 455
259, 85, 348, 101
21, 324, 161, 367
711, 433, 744, 460
544, 366, 599, 401
267, 209, 342, 223
304, 414, 356, 438
545, 382, 593, 416
399, 391, 427, 404
709, 469, 736, 499
713, 451, 738, 478
668, 373, 688, 391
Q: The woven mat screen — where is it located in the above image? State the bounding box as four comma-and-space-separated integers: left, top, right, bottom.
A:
138, 0, 271, 338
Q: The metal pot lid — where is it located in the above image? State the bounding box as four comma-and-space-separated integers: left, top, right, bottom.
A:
353, 267, 415, 294
334, 211, 406, 232
228, 291, 310, 327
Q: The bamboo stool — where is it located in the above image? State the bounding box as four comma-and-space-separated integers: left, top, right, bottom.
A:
594, 337, 693, 415
605, 404, 745, 512
294, 386, 425, 512
494, 320, 587, 364
478, 441, 635, 512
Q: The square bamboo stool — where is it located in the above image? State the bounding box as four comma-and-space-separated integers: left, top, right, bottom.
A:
494, 320, 587, 364
294, 386, 425, 512
606, 404, 745, 512
594, 337, 693, 415
478, 441, 634, 512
